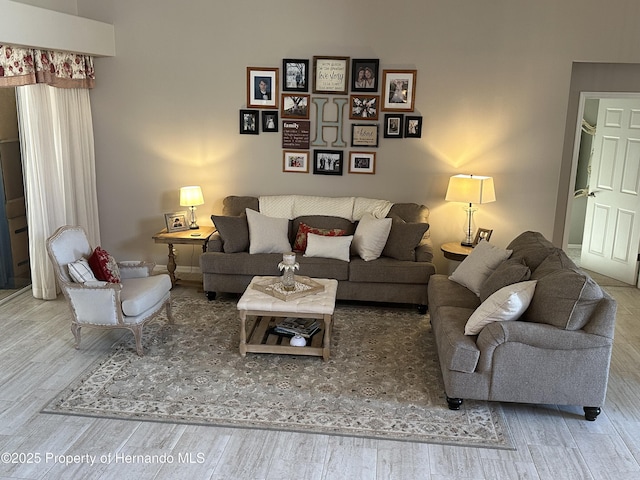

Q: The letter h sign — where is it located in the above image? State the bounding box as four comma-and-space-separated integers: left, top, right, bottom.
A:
311, 97, 348, 147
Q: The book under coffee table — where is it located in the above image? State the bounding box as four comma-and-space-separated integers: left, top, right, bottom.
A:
236, 276, 338, 361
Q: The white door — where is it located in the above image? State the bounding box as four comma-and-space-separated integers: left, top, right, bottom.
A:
581, 98, 640, 284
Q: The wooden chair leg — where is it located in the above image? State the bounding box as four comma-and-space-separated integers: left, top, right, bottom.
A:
71, 323, 82, 349
132, 326, 144, 356
165, 300, 174, 324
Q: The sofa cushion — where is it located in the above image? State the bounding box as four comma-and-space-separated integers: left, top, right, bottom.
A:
349, 256, 432, 284
222, 196, 259, 216
523, 250, 604, 330
304, 233, 353, 262
449, 240, 512, 296
121, 275, 171, 317
507, 231, 556, 271
465, 280, 537, 335
246, 208, 291, 254
479, 257, 531, 302
352, 213, 392, 261
293, 222, 348, 253
211, 214, 249, 253
382, 217, 430, 261
427, 274, 481, 310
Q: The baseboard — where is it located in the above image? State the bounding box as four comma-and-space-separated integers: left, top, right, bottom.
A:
153, 265, 202, 275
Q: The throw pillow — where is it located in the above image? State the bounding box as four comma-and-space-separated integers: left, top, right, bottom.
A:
245, 208, 291, 254
88, 247, 121, 283
352, 213, 392, 261
381, 217, 430, 261
449, 240, 512, 296
293, 222, 347, 253
304, 233, 353, 262
211, 214, 249, 253
479, 257, 531, 302
67, 258, 97, 283
465, 280, 537, 335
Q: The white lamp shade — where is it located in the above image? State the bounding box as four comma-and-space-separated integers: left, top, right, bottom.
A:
180, 186, 204, 206
445, 175, 496, 204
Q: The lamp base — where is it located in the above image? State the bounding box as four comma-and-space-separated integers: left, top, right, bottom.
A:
461, 241, 473, 247
189, 224, 199, 230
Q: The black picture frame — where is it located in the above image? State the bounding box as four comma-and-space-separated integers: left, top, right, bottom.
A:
351, 58, 379, 92
239, 109, 259, 135
404, 115, 423, 138
383, 114, 404, 138
261, 111, 279, 132
351, 124, 379, 148
313, 149, 343, 175
282, 58, 309, 92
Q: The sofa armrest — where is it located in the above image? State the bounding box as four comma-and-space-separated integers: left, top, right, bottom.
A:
206, 232, 223, 252
415, 237, 434, 262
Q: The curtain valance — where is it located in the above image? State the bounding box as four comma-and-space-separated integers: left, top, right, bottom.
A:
0, 45, 94, 89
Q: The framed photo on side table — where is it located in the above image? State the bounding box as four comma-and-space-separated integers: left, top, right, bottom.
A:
282, 59, 309, 92
247, 67, 279, 109
382, 69, 417, 111
164, 211, 189, 232
348, 151, 376, 174
473, 228, 493, 246
313, 56, 350, 94
313, 150, 343, 175
351, 58, 379, 92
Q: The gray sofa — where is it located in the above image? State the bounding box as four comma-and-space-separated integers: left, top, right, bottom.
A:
200, 195, 436, 311
428, 231, 617, 420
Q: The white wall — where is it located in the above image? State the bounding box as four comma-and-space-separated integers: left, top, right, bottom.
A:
13, 0, 640, 273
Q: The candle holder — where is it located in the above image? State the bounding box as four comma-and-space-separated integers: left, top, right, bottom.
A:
278, 252, 299, 291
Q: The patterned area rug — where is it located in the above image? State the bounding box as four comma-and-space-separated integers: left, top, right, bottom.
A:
43, 296, 514, 449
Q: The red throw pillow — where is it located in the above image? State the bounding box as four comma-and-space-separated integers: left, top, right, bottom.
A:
88, 246, 121, 283
293, 222, 347, 253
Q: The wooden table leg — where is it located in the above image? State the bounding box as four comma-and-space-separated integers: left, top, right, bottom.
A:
322, 313, 332, 361
166, 243, 177, 286
239, 311, 248, 357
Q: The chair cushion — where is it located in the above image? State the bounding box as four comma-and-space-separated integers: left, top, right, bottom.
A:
88, 247, 121, 283
121, 274, 172, 317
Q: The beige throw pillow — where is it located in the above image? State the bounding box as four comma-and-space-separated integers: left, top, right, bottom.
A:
449, 240, 512, 296
245, 208, 291, 254
352, 213, 392, 261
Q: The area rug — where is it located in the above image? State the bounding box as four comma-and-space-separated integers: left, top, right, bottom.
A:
43, 296, 514, 449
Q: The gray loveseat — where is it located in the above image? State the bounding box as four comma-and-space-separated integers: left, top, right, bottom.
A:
428, 231, 617, 420
200, 195, 436, 311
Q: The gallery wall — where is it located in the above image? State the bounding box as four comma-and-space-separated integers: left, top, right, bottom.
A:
28, 0, 640, 272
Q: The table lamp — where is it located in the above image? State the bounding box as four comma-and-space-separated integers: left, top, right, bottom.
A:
445, 174, 495, 246
180, 185, 205, 229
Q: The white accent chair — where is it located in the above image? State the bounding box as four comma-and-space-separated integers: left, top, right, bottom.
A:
46, 225, 172, 356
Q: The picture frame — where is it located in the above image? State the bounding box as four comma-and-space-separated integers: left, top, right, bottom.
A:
351, 59, 379, 92
351, 123, 379, 147
473, 228, 493, 246
383, 114, 404, 138
239, 109, 259, 134
312, 56, 350, 95
348, 151, 376, 174
283, 150, 310, 173
164, 211, 189, 233
404, 115, 423, 138
247, 67, 279, 109
282, 58, 309, 92
281, 94, 310, 119
349, 95, 380, 120
261, 111, 279, 132
382, 69, 417, 111
313, 149, 343, 175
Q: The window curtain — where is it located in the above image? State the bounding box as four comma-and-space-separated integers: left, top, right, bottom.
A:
16, 85, 100, 300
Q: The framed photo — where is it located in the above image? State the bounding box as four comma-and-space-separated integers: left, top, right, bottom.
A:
383, 114, 404, 138
283, 58, 309, 92
404, 115, 423, 138
349, 95, 379, 120
283, 150, 309, 173
246, 67, 279, 109
351, 123, 379, 147
239, 109, 259, 134
262, 111, 279, 132
382, 70, 417, 111
313, 149, 343, 175
473, 228, 493, 246
281, 94, 310, 119
348, 151, 376, 174
164, 211, 189, 233
313, 56, 350, 94
351, 59, 379, 92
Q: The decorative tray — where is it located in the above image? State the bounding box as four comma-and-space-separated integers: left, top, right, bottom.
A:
252, 275, 325, 301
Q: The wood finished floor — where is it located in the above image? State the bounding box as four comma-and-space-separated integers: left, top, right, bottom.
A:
0, 279, 639, 479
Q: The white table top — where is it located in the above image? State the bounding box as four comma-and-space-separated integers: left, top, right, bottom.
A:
237, 276, 338, 315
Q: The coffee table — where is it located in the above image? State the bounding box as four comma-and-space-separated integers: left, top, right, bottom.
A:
237, 276, 338, 361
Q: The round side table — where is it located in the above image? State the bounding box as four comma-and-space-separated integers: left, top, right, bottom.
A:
441, 242, 473, 262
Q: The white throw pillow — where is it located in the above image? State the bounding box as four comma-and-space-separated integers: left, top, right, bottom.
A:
464, 280, 537, 335
67, 258, 97, 283
304, 233, 353, 262
246, 208, 291, 254
449, 240, 512, 296
352, 213, 392, 261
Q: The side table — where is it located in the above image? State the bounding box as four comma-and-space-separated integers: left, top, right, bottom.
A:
152, 226, 216, 287
441, 242, 473, 262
